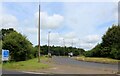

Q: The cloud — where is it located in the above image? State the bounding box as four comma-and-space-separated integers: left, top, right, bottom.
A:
80, 43, 95, 50
63, 32, 76, 39
77, 35, 101, 50
35, 11, 64, 29
25, 27, 37, 34
0, 14, 18, 29
39, 30, 101, 50
84, 35, 101, 43
39, 31, 76, 46
64, 2, 117, 36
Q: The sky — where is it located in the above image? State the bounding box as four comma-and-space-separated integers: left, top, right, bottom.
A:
0, 1, 118, 50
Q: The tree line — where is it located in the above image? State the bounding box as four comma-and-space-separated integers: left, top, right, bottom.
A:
34, 45, 85, 56
84, 25, 120, 60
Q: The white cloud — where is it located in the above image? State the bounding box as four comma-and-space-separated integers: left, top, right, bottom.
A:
84, 35, 101, 43
39, 30, 101, 50
0, 14, 18, 29
80, 43, 94, 50
63, 32, 76, 39
64, 3, 117, 36
77, 35, 101, 50
35, 11, 64, 29
0, 3, 18, 29
26, 27, 37, 34
42, 31, 99, 50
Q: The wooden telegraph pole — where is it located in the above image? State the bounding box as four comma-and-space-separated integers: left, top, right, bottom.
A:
38, 4, 40, 62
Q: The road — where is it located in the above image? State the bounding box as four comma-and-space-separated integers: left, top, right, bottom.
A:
1, 56, 119, 75
2, 69, 46, 76
51, 56, 118, 73
2, 69, 26, 74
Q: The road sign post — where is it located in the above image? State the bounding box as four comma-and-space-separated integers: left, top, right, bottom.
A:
2, 49, 9, 61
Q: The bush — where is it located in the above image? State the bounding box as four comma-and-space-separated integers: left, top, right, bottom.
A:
2, 31, 34, 61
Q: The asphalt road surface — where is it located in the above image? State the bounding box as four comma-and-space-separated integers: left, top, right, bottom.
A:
52, 56, 118, 72
1, 56, 119, 75
2, 69, 26, 74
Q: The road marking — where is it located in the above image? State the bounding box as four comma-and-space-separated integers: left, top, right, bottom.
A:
50, 67, 57, 70
22, 71, 45, 74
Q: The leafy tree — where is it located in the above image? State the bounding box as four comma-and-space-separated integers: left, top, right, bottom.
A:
86, 25, 120, 59
2, 31, 34, 61
102, 25, 120, 48
102, 25, 120, 59
1, 28, 15, 40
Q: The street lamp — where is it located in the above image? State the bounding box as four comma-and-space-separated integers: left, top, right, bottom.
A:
48, 31, 51, 57
79, 38, 80, 48
38, 4, 40, 62
63, 38, 65, 56
71, 39, 73, 47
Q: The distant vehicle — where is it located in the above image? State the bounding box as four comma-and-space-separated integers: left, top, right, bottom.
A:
68, 52, 73, 57
48, 52, 52, 58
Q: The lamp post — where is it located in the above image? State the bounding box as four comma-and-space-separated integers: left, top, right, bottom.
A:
48, 31, 51, 56
63, 38, 65, 56
38, 4, 40, 62
71, 39, 73, 47
79, 38, 80, 48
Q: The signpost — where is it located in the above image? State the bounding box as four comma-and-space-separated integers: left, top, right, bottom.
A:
2, 49, 9, 61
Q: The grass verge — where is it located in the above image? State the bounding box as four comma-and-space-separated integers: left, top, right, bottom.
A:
2, 56, 50, 71
0, 55, 2, 68
74, 56, 120, 64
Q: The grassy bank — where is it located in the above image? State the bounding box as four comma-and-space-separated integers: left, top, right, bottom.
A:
74, 56, 120, 64
0, 55, 1, 68
2, 56, 50, 71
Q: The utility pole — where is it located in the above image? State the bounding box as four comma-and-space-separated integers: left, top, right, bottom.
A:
79, 38, 80, 48
38, 4, 40, 62
71, 39, 73, 47
48, 31, 51, 56
63, 38, 65, 56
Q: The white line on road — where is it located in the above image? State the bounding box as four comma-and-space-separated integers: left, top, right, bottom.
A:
22, 71, 45, 74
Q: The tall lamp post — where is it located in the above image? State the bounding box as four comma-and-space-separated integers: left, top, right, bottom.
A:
38, 4, 40, 62
48, 31, 51, 56
71, 39, 73, 47
63, 38, 65, 56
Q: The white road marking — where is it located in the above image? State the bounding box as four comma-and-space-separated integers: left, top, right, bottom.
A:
22, 71, 45, 74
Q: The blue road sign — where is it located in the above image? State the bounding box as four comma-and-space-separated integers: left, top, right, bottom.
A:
3, 50, 9, 57
2, 49, 9, 61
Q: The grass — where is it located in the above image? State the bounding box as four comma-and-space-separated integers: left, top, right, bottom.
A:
0, 63, 1, 68
2, 56, 50, 71
0, 54, 1, 67
74, 56, 120, 64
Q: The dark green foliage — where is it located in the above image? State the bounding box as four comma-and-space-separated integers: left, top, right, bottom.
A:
85, 25, 120, 60
1, 28, 16, 40
34, 45, 85, 56
1, 28, 35, 61
84, 51, 93, 57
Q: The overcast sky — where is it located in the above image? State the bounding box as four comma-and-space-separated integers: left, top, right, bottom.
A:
0, 1, 118, 50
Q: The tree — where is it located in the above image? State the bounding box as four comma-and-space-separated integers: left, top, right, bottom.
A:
1, 28, 15, 40
102, 25, 120, 59
2, 31, 34, 61
102, 25, 120, 47
86, 25, 120, 59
